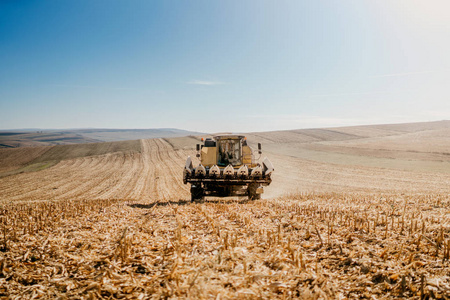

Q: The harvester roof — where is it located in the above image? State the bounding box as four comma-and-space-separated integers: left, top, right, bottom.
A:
213, 135, 245, 140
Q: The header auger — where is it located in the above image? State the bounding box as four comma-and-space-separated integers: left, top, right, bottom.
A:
183, 135, 274, 201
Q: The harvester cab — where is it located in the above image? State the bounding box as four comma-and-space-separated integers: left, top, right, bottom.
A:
183, 135, 274, 201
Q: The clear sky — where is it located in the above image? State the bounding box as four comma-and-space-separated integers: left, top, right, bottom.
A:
1, 1, 449, 132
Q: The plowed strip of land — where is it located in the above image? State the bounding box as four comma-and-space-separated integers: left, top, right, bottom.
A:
0, 139, 189, 203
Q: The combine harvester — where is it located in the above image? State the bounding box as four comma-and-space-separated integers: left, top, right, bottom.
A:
183, 135, 274, 201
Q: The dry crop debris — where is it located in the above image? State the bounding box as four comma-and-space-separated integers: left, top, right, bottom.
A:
0, 193, 449, 299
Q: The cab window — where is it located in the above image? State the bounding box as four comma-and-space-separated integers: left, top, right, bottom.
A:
218, 139, 241, 166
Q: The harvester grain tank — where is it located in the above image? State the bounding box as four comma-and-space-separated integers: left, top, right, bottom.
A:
183, 135, 274, 201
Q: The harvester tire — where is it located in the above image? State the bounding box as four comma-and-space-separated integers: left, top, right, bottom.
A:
248, 184, 261, 200
250, 194, 261, 200
191, 186, 204, 202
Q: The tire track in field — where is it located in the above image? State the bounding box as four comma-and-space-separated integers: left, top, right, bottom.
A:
150, 138, 190, 201
103, 150, 143, 199
123, 138, 189, 202
132, 138, 168, 201
92, 151, 140, 199
156, 139, 190, 200
123, 139, 154, 200
150, 139, 171, 201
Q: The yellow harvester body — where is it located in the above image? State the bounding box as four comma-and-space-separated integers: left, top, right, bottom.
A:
183, 135, 274, 201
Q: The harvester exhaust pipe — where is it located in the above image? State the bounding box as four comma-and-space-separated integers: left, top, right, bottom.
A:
258, 143, 262, 154
196, 144, 200, 158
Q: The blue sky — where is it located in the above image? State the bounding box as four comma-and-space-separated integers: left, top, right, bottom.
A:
1, 0, 449, 132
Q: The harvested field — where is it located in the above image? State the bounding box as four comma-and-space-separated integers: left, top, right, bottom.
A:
0, 139, 185, 202
0, 121, 450, 298
0, 140, 141, 179
1, 194, 449, 298
30, 140, 142, 164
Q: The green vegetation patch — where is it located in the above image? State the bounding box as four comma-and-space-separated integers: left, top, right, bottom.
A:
0, 161, 58, 178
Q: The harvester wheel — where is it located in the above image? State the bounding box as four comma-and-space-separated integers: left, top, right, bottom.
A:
190, 185, 204, 202
248, 184, 261, 200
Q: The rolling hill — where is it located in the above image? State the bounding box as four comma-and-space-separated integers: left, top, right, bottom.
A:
0, 128, 203, 148
1, 120, 449, 193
